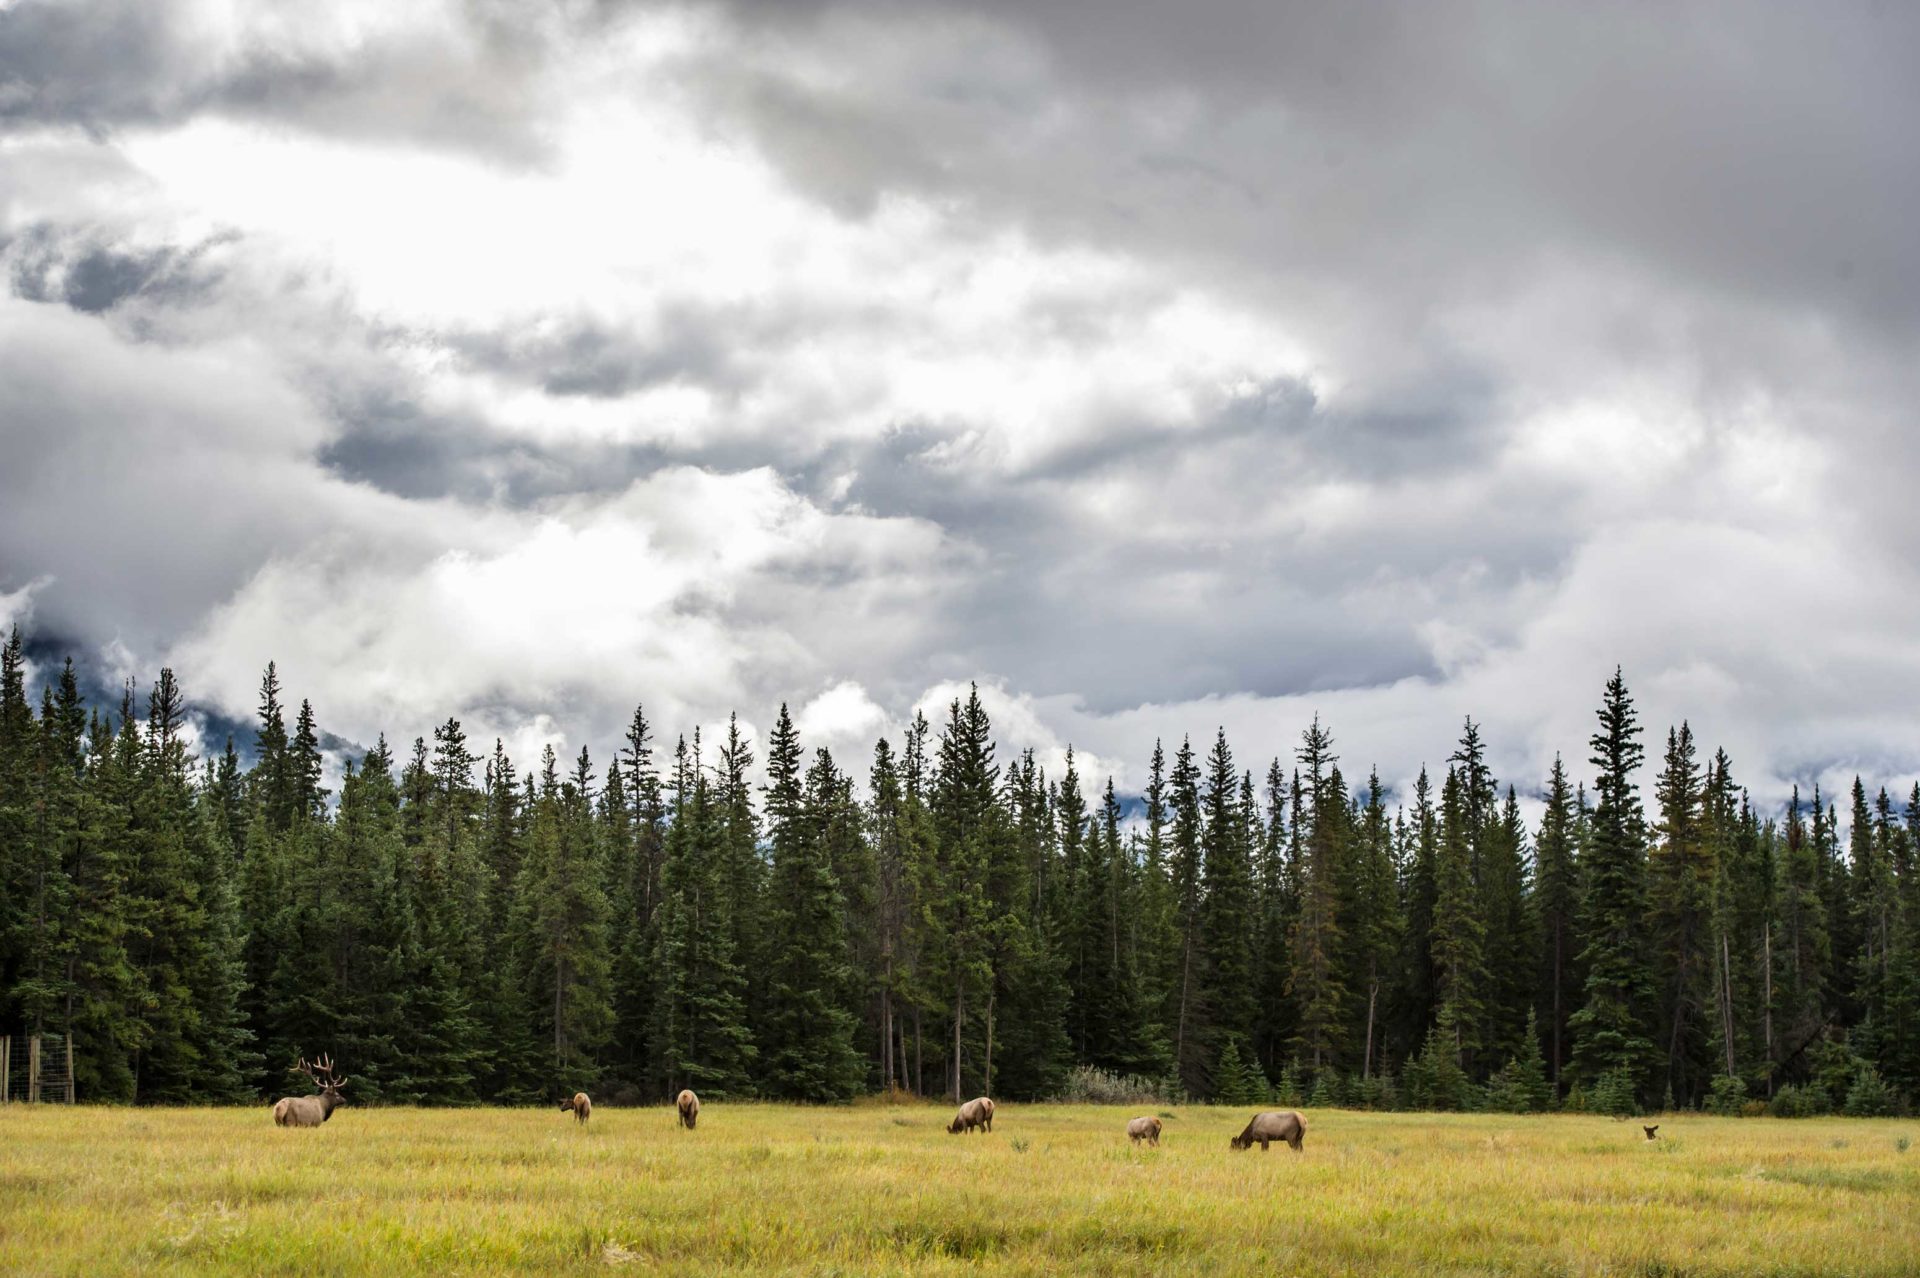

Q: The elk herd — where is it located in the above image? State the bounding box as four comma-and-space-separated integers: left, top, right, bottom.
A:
271, 1059, 1313, 1155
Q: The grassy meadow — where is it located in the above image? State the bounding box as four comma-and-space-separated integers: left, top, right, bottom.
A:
2, 1101, 1917, 1276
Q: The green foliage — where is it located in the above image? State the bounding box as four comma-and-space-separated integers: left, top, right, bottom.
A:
1209, 1039, 1267, 1106
1589, 1068, 1639, 1118
3, 625, 1917, 1117
1406, 1026, 1474, 1111
1768, 1084, 1827, 1118
1707, 1074, 1749, 1116
1844, 1066, 1899, 1118
1486, 1011, 1553, 1113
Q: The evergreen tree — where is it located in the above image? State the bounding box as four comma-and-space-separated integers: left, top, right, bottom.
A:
1198, 729, 1258, 1084
1288, 717, 1348, 1073
761, 707, 863, 1101
1650, 723, 1715, 1106
652, 734, 756, 1097
1569, 669, 1656, 1099
1534, 755, 1580, 1090
1432, 767, 1485, 1071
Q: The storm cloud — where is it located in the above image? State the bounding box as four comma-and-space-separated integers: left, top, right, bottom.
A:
3, 0, 1918, 807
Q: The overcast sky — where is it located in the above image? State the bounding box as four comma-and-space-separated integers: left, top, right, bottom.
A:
4, 0, 1919, 809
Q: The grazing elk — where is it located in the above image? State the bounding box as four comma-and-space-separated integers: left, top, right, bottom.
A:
1643, 1125, 1660, 1141
1127, 1115, 1162, 1146
676, 1089, 700, 1129
273, 1055, 348, 1128
1229, 1110, 1305, 1152
561, 1092, 592, 1124
947, 1096, 995, 1134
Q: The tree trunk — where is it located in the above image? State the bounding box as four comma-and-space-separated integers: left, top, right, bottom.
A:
1762, 927, 1774, 1096
1363, 976, 1378, 1080
914, 1005, 923, 1097
1550, 921, 1563, 1085
952, 978, 964, 1103
984, 986, 996, 1099
1719, 932, 1737, 1076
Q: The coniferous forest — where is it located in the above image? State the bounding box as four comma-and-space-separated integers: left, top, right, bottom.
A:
1, 626, 1915, 1116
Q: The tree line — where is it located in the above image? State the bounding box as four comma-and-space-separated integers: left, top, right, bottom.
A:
0, 628, 1914, 1114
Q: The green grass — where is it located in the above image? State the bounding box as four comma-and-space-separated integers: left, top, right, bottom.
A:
3, 1103, 1917, 1275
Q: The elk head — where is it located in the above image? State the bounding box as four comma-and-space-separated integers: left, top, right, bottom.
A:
293, 1053, 349, 1108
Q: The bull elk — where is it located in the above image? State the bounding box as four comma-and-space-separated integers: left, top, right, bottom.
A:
273, 1054, 348, 1127
561, 1092, 592, 1124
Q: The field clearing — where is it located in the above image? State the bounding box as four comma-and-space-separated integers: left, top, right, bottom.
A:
2, 1103, 1917, 1276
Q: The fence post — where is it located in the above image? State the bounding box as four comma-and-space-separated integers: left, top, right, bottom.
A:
29, 1035, 41, 1104
67, 1033, 75, 1104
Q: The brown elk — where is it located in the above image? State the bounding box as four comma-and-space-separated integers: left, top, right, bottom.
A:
273, 1055, 348, 1127
676, 1089, 700, 1129
947, 1096, 995, 1134
1229, 1110, 1305, 1152
560, 1092, 592, 1124
1127, 1115, 1162, 1146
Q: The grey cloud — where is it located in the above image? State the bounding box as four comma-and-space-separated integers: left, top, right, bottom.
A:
684, 0, 1920, 350
6, 223, 233, 314
0, 0, 557, 162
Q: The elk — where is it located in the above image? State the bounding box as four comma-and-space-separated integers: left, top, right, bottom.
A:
1643, 1124, 1660, 1141
561, 1092, 592, 1124
1229, 1110, 1305, 1152
947, 1096, 995, 1134
676, 1089, 700, 1129
273, 1055, 348, 1127
1127, 1115, 1163, 1146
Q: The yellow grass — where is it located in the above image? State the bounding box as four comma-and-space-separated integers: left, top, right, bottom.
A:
2, 1102, 1916, 1275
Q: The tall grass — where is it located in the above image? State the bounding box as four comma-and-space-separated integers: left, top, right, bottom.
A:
3, 1103, 1917, 1275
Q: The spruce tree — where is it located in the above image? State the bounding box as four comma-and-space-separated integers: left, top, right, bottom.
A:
1569, 669, 1656, 1099
1431, 767, 1485, 1071
1198, 729, 1258, 1082
1288, 717, 1348, 1074
1650, 723, 1714, 1106
1534, 755, 1579, 1090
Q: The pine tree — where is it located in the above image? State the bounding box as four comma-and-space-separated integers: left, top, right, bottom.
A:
652, 734, 756, 1097
1569, 669, 1656, 1099
1349, 768, 1403, 1079
1252, 758, 1296, 1076
1198, 729, 1258, 1082
1167, 736, 1206, 1093
761, 707, 863, 1101
1650, 723, 1715, 1106
1288, 717, 1348, 1074
1534, 755, 1580, 1091
1774, 786, 1830, 1086
1432, 767, 1485, 1071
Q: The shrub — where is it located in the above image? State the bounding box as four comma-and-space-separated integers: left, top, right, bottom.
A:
1308, 1072, 1345, 1109
1769, 1084, 1827, 1118
1588, 1068, 1638, 1118
1053, 1066, 1181, 1106
1353, 1071, 1396, 1111
1406, 1028, 1473, 1111
1844, 1067, 1899, 1118
1706, 1074, 1749, 1117
1274, 1064, 1305, 1107
1210, 1041, 1269, 1107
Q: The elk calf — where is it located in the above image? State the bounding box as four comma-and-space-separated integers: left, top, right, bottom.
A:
1229, 1110, 1305, 1152
561, 1092, 592, 1124
947, 1096, 995, 1134
1127, 1115, 1162, 1146
676, 1089, 700, 1129
273, 1055, 348, 1128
